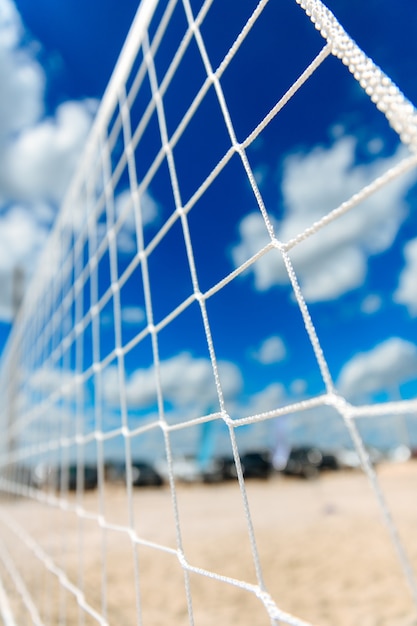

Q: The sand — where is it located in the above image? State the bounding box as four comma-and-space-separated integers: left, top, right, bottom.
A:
1, 461, 417, 625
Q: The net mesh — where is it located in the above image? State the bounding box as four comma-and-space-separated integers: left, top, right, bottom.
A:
1, 0, 417, 624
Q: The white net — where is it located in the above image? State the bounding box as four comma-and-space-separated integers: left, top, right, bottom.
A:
1, 0, 417, 624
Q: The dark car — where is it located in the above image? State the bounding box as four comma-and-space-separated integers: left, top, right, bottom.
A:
131, 462, 164, 487
105, 461, 163, 487
56, 465, 98, 490
318, 452, 340, 471
283, 447, 323, 479
202, 451, 272, 482
202, 456, 238, 483
240, 451, 272, 480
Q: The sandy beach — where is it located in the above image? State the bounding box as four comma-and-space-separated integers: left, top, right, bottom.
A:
1, 461, 417, 626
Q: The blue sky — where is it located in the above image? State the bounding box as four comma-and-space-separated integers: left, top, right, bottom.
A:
2, 0, 417, 458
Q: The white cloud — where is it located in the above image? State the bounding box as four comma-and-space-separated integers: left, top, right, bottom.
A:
367, 137, 384, 155
253, 164, 269, 187
115, 188, 159, 227
114, 188, 161, 253
121, 306, 145, 325
0, 1, 97, 320
0, 100, 96, 204
244, 382, 285, 415
252, 335, 286, 364
231, 211, 286, 291
0, 206, 49, 320
337, 337, 417, 401
232, 136, 417, 301
103, 352, 243, 414
0, 0, 44, 143
0, 206, 47, 271
289, 378, 307, 396
394, 238, 417, 315
27, 366, 79, 400
360, 293, 382, 315
0, 0, 20, 46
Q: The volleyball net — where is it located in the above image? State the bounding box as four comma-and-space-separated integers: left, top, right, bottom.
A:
0, 0, 417, 624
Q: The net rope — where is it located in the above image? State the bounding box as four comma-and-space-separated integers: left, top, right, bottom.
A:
0, 0, 417, 624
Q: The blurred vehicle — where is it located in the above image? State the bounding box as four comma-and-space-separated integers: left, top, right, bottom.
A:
32, 463, 53, 488
131, 462, 164, 487
202, 456, 238, 483
240, 451, 272, 479
386, 445, 411, 463
105, 461, 163, 487
334, 448, 361, 470
202, 451, 272, 482
155, 456, 201, 483
334, 446, 383, 470
56, 465, 98, 491
318, 451, 339, 471
283, 446, 322, 479
105, 462, 126, 484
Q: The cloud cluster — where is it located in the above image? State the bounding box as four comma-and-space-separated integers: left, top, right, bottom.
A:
24, 351, 289, 453
115, 188, 160, 254
232, 136, 417, 302
251, 334, 286, 364
0, 0, 43, 144
102, 352, 243, 416
337, 337, 417, 401
0, 0, 97, 321
99, 347, 295, 432
243, 381, 285, 416
120, 305, 146, 325
360, 293, 382, 315
394, 238, 417, 316
0, 100, 96, 204
27, 365, 80, 400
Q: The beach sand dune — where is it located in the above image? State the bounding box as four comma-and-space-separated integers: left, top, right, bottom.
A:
1, 461, 417, 625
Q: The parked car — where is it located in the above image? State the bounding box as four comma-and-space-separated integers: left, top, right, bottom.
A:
283, 447, 323, 479
131, 462, 164, 487
318, 451, 340, 471
105, 461, 164, 487
202, 456, 238, 483
104, 461, 126, 484
240, 451, 273, 480
203, 451, 272, 482
155, 456, 202, 483
56, 465, 98, 491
